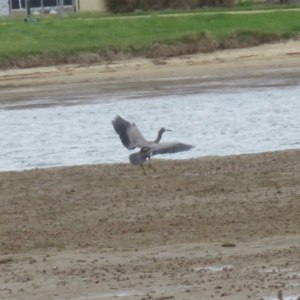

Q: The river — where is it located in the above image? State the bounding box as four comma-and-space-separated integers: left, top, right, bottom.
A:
1, 67, 300, 171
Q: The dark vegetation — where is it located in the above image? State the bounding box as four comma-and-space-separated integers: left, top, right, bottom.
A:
104, 0, 234, 13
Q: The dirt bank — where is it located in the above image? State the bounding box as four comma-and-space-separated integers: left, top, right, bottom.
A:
1, 39, 300, 105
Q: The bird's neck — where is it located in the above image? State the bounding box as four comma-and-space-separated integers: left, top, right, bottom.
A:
154, 129, 164, 143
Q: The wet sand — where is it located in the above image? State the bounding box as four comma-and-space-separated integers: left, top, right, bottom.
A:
1, 150, 300, 299
1, 41, 300, 299
1, 39, 300, 107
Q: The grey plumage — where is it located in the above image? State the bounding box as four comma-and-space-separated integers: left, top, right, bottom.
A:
112, 115, 194, 174
112, 115, 148, 150
112, 115, 170, 150
129, 142, 194, 166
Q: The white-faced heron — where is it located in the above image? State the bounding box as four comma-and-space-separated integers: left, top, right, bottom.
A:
112, 115, 194, 175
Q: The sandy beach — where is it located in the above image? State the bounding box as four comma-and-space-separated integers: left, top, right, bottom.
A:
1, 40, 300, 300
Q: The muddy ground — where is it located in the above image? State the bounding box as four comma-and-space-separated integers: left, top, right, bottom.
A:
1, 150, 300, 300
1, 39, 300, 106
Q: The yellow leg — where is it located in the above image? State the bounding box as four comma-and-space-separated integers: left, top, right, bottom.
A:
148, 157, 156, 172
141, 164, 147, 175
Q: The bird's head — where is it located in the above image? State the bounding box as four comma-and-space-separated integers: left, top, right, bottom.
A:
161, 127, 172, 133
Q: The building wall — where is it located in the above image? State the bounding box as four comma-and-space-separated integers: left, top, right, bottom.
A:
0, 0, 9, 15
11, 0, 73, 9
78, 0, 105, 12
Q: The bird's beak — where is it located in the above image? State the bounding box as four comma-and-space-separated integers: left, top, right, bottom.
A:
166, 129, 172, 132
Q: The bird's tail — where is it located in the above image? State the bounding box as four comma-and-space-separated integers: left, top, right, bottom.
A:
129, 152, 147, 166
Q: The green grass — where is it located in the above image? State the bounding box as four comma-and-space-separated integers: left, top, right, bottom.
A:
0, 8, 300, 65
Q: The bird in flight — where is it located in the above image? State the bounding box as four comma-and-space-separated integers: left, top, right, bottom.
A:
112, 115, 194, 175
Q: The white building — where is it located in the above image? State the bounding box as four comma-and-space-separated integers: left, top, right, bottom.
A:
75, 0, 106, 12
2, 0, 107, 15
0, 0, 9, 15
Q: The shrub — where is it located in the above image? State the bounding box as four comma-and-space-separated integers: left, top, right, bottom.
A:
104, 0, 234, 13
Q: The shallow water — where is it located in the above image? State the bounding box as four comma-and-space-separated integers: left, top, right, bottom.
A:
193, 265, 233, 272
264, 296, 300, 300
1, 73, 300, 171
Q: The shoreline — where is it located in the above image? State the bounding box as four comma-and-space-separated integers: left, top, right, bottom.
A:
1, 39, 300, 105
0, 147, 299, 173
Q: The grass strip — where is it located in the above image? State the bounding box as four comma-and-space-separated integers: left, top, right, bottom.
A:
0, 9, 299, 68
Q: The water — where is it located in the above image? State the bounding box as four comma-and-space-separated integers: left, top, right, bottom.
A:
1, 75, 300, 171
264, 296, 300, 300
193, 265, 233, 272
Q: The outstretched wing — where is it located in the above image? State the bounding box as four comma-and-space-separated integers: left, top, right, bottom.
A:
149, 142, 194, 156
112, 115, 148, 150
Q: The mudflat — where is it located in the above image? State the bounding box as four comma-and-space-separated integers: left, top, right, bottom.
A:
1, 149, 300, 299
1, 40, 300, 300
1, 39, 300, 105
